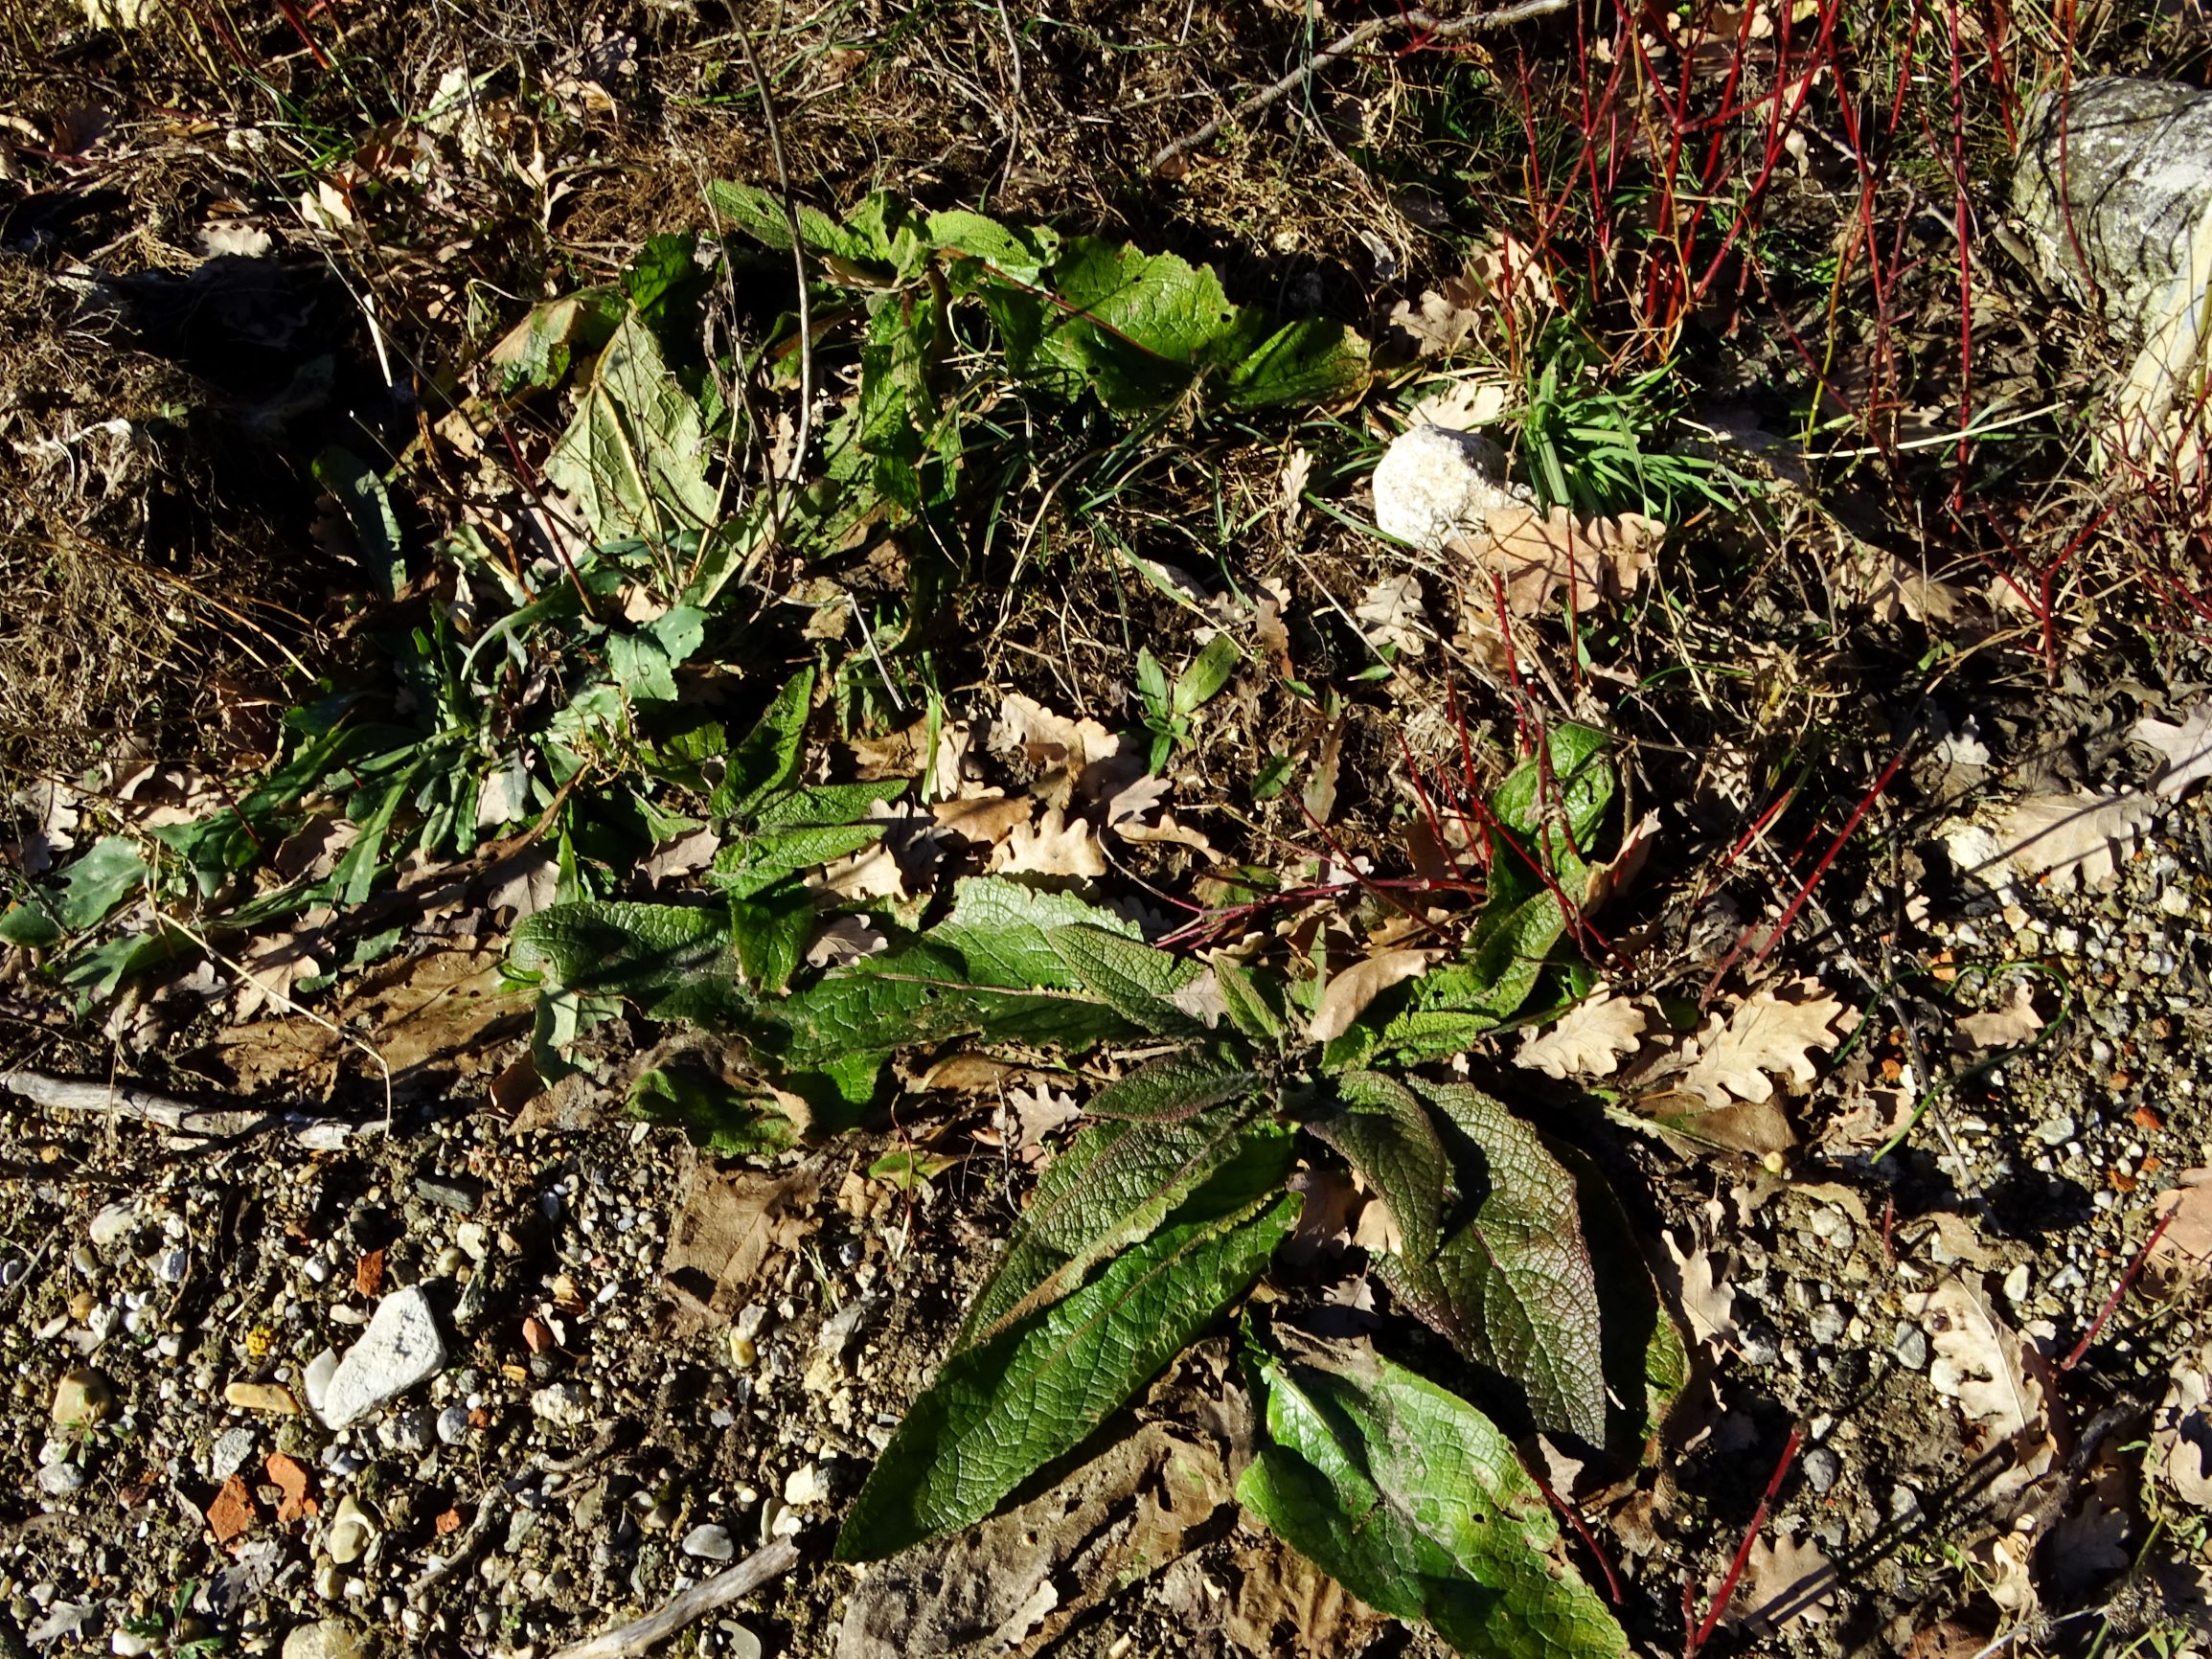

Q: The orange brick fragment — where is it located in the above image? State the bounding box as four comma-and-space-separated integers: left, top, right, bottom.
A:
434, 1507, 464, 1536
206, 1475, 255, 1545
265, 1453, 312, 1524
2133, 1105, 2165, 1131
355, 1248, 384, 1299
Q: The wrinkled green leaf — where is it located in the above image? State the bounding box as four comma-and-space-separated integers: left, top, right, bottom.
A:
835, 1163, 1298, 1560
728, 889, 814, 996
927, 209, 1060, 286
1213, 959, 1286, 1046
1047, 923, 1207, 1034
1307, 1071, 1448, 1263
57, 837, 148, 932
958, 1104, 1282, 1350
715, 670, 813, 824
628, 1057, 801, 1155
1087, 1047, 1262, 1122
509, 900, 744, 1025
543, 312, 718, 545
1220, 317, 1372, 410
1239, 1334, 1628, 1659
1381, 1082, 1607, 1443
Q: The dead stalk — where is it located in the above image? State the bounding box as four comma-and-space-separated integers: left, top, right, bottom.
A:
546, 1537, 800, 1659
736, 28, 815, 489
1149, 0, 1573, 174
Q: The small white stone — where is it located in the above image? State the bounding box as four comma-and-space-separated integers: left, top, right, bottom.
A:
324, 1496, 376, 1566
282, 1618, 363, 1659
320, 1289, 446, 1429
782, 1463, 826, 1507
530, 1383, 589, 1427
1370, 425, 1526, 552
88, 1204, 136, 1251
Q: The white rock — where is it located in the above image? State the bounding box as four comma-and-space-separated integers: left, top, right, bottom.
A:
320, 1288, 446, 1429
110, 1629, 154, 1657
208, 1426, 256, 1482
302, 1348, 337, 1416
783, 1463, 826, 1507
1370, 425, 1526, 553
530, 1383, 589, 1427
88, 1204, 136, 1251
282, 1619, 363, 1659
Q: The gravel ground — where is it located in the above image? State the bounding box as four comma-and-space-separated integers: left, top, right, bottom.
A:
5, 799, 2212, 1659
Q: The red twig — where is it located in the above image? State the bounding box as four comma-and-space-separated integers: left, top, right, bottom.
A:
1702, 742, 1908, 1004
1684, 1424, 1804, 1656
1531, 1466, 1625, 1604
2061, 1207, 2177, 1372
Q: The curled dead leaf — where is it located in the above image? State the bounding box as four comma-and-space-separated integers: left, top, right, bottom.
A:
1307, 948, 1435, 1042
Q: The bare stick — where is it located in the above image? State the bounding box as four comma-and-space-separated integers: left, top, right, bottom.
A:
547, 1538, 800, 1659
1151, 0, 1571, 173
736, 30, 815, 487
1, 1070, 354, 1149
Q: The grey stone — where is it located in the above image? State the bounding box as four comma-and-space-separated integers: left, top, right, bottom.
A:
435, 1404, 470, 1446
1893, 1323, 1929, 1370
681, 1523, 735, 1562
34, 1462, 85, 1497
2014, 79, 2212, 329
322, 1287, 446, 1428
1803, 1444, 1842, 1495
412, 1176, 480, 1215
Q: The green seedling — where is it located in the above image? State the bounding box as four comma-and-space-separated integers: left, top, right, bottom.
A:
1135, 634, 1241, 772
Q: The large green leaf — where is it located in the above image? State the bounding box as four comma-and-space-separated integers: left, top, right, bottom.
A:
1047, 923, 1208, 1034
1239, 1334, 1628, 1659
835, 1159, 1299, 1560
1381, 1083, 1607, 1443
773, 942, 1138, 1070
1220, 317, 1371, 411
927, 209, 1060, 287
57, 837, 148, 932
715, 670, 814, 824
543, 312, 718, 545
931, 878, 1140, 987
706, 179, 877, 265
1306, 1071, 1448, 1263
1086, 1047, 1262, 1122
509, 900, 743, 1025
956, 1102, 1280, 1350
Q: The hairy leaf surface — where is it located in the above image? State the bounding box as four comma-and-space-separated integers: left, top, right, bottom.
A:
957, 1106, 1283, 1350
1307, 1071, 1448, 1262
510, 900, 743, 1025
836, 1170, 1299, 1560
1383, 1083, 1607, 1443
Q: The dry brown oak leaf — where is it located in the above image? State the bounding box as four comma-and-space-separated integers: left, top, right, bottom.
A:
1906, 1277, 2061, 1503
1680, 977, 1853, 1106
1449, 507, 1663, 620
